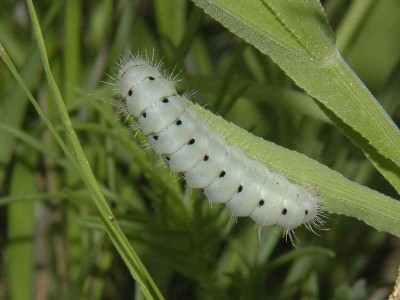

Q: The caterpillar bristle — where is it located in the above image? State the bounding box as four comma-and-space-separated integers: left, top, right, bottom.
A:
284, 228, 298, 246
113, 53, 323, 243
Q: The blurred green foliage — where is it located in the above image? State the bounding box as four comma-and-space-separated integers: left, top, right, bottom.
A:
0, 0, 399, 299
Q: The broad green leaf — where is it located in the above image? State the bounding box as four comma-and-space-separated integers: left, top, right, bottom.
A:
190, 102, 400, 238
191, 0, 400, 187
333, 0, 400, 193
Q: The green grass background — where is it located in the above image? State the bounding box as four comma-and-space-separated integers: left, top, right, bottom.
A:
0, 0, 399, 299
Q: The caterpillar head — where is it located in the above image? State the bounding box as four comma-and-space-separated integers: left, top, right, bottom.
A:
118, 57, 176, 118
118, 58, 162, 99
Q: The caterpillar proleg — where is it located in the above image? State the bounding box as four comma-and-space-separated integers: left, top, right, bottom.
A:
116, 55, 322, 238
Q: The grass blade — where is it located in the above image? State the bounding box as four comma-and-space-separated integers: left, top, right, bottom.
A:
1, 1, 165, 299
7, 160, 36, 300
192, 0, 400, 187
192, 102, 400, 237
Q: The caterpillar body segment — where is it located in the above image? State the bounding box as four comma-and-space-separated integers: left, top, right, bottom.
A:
117, 56, 320, 233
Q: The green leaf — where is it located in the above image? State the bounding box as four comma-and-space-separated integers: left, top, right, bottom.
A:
185, 76, 331, 123
154, 0, 186, 47
0, 1, 164, 299
191, 0, 400, 188
0, 51, 41, 185
64, 0, 82, 102
190, 102, 400, 238
336, 0, 400, 91
7, 159, 36, 300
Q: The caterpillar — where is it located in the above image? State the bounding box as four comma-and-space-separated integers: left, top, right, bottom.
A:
115, 54, 322, 239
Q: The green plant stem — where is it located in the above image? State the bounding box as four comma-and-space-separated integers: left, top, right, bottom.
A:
4, 1, 164, 299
